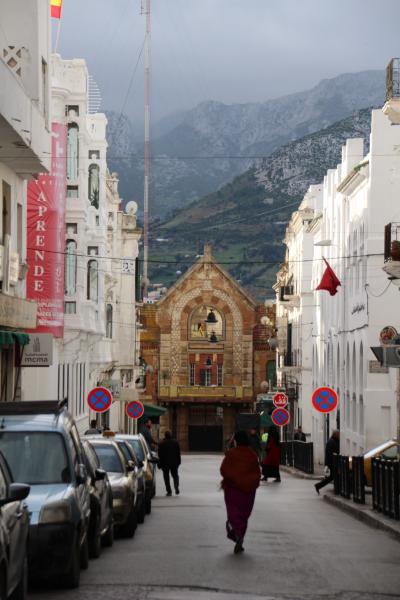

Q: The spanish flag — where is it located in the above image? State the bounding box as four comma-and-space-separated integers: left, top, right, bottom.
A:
51, 0, 63, 19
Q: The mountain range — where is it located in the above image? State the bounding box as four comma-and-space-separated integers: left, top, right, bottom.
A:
149, 108, 373, 300
106, 70, 385, 218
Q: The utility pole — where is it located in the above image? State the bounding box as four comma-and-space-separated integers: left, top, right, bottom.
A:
142, 0, 151, 300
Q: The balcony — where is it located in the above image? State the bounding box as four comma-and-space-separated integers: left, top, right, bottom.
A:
383, 223, 400, 279
0, 58, 51, 176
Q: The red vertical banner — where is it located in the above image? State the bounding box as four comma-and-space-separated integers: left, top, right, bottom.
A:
27, 122, 67, 338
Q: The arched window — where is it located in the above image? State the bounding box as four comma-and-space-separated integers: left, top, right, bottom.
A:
189, 306, 224, 341
87, 260, 98, 302
67, 123, 79, 181
106, 304, 113, 339
88, 164, 100, 208
65, 240, 77, 295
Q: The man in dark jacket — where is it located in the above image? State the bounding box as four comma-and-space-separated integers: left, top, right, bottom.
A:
315, 430, 340, 494
158, 430, 181, 496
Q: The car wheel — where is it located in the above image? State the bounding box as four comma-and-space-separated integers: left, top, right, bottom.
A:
9, 557, 27, 600
63, 535, 80, 589
123, 508, 137, 538
0, 564, 6, 600
145, 494, 152, 515
80, 534, 89, 570
102, 517, 114, 548
89, 515, 102, 559
137, 498, 146, 524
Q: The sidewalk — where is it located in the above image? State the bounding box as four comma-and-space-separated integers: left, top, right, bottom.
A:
282, 464, 400, 542
280, 464, 323, 481
323, 490, 400, 542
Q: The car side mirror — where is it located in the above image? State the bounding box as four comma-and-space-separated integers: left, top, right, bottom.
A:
138, 460, 144, 469
127, 460, 136, 472
2, 483, 30, 505
76, 464, 88, 485
95, 468, 106, 481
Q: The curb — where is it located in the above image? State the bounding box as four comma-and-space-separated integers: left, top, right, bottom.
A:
280, 465, 322, 481
323, 492, 400, 542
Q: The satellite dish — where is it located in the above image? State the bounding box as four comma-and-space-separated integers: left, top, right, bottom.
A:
126, 201, 138, 215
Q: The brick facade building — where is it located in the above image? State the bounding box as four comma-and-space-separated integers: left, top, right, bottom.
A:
140, 246, 276, 451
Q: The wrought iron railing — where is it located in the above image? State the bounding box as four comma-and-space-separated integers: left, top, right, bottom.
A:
384, 222, 400, 262
281, 440, 314, 474
372, 458, 400, 520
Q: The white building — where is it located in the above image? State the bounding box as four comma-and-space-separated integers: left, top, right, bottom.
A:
22, 55, 141, 434
0, 0, 51, 401
276, 104, 400, 463
274, 186, 322, 456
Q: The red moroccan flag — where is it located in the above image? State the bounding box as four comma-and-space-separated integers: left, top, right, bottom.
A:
316, 258, 341, 296
51, 0, 63, 19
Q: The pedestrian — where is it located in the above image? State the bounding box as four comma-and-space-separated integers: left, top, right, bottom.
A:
85, 419, 101, 435
158, 430, 181, 496
315, 430, 340, 495
248, 427, 261, 460
262, 425, 281, 482
220, 430, 260, 554
140, 417, 158, 450
294, 426, 307, 442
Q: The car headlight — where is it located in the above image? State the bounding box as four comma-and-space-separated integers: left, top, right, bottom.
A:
39, 502, 72, 524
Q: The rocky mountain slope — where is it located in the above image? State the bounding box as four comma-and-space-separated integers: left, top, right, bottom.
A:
106, 70, 384, 216
150, 108, 373, 299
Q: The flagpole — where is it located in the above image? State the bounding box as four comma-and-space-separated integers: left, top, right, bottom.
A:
54, 18, 62, 54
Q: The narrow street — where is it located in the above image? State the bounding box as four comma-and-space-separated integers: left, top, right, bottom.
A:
30, 455, 400, 600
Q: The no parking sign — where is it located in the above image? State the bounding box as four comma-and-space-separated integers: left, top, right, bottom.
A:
312, 387, 338, 413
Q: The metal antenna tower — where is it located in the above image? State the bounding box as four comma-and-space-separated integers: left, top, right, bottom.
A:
142, 0, 151, 300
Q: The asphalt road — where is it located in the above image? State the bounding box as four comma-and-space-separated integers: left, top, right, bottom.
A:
29, 454, 400, 600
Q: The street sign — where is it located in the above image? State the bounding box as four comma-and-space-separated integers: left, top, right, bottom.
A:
21, 333, 53, 367
312, 387, 338, 413
271, 407, 290, 427
273, 392, 288, 408
87, 387, 113, 413
125, 400, 144, 420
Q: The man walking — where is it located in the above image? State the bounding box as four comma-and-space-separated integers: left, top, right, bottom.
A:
158, 430, 181, 496
315, 430, 340, 494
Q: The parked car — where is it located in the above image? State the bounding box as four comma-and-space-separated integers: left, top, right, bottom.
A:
81, 440, 114, 556
88, 439, 138, 537
0, 451, 30, 600
113, 439, 146, 524
118, 434, 158, 514
361, 439, 399, 486
0, 401, 91, 589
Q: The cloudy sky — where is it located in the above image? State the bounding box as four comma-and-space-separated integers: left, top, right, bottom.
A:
57, 0, 400, 123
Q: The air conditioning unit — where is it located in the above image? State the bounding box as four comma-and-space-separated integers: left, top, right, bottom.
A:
370, 345, 400, 368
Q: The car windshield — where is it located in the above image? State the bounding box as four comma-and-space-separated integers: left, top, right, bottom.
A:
127, 439, 145, 461
93, 444, 123, 473
364, 441, 396, 459
117, 442, 133, 464
0, 432, 71, 485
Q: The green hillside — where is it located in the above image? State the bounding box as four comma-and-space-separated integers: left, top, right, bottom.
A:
149, 108, 372, 300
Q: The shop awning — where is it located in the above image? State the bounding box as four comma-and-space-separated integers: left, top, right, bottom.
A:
142, 403, 167, 418
0, 331, 30, 346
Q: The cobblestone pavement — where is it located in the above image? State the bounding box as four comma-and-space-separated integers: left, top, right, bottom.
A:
29, 455, 400, 600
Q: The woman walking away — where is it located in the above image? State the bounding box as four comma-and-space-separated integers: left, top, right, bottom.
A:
262, 425, 281, 482
220, 431, 260, 554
